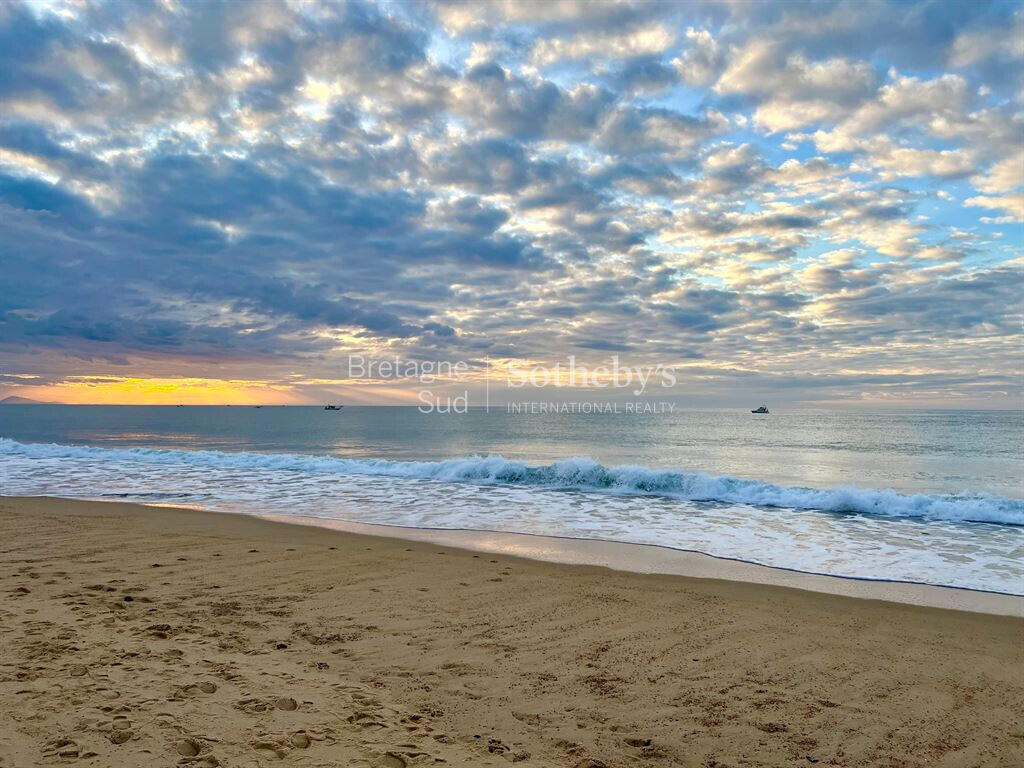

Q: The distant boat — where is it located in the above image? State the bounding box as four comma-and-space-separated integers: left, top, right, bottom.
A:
751, 404, 769, 414
324, 404, 344, 411
254, 405, 262, 408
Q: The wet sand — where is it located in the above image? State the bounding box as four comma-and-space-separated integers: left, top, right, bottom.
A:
1, 496, 1022, 767
260, 513, 1024, 616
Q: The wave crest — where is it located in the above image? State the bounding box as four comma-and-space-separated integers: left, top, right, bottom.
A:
1, 437, 1020, 525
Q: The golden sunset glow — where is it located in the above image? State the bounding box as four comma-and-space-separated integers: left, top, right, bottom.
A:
19, 377, 305, 406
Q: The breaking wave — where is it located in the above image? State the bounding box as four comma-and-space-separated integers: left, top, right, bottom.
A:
1, 437, 1021, 526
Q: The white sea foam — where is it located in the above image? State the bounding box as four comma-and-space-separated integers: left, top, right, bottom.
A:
1, 438, 1020, 525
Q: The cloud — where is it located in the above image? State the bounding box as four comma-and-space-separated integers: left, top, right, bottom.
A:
854, 141, 977, 181
452, 64, 617, 142
971, 150, 1024, 195
715, 40, 875, 132
672, 28, 724, 86
814, 73, 969, 148
948, 15, 1024, 68
603, 55, 678, 95
0, 0, 1019, 406
698, 143, 769, 195
530, 23, 675, 66
595, 106, 728, 159
964, 194, 1024, 222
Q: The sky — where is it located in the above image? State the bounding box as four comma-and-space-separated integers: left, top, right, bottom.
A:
0, 0, 1021, 407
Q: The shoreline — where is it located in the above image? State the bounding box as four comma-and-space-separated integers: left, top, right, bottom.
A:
2, 495, 1022, 767
6, 494, 1022, 615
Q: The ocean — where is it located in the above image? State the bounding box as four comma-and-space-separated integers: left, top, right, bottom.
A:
1, 405, 1021, 594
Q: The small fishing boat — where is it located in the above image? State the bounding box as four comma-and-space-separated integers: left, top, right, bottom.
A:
324, 404, 343, 411
751, 404, 769, 414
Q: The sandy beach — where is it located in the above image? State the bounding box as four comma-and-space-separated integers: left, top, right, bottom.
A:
1, 497, 1021, 768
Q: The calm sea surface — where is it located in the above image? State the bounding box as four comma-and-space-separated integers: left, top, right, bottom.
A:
2, 406, 1021, 593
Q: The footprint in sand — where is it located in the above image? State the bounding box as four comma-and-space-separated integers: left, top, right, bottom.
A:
174, 737, 203, 757
386, 748, 437, 767
253, 740, 289, 759
624, 737, 661, 757
42, 738, 80, 760
487, 738, 509, 755
146, 623, 173, 639
275, 696, 298, 711
174, 681, 217, 698
250, 731, 316, 759
235, 697, 279, 714
108, 729, 131, 745
347, 711, 387, 729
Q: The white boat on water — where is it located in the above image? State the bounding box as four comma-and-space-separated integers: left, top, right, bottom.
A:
751, 404, 769, 414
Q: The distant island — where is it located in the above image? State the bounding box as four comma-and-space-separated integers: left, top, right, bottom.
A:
0, 396, 46, 404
